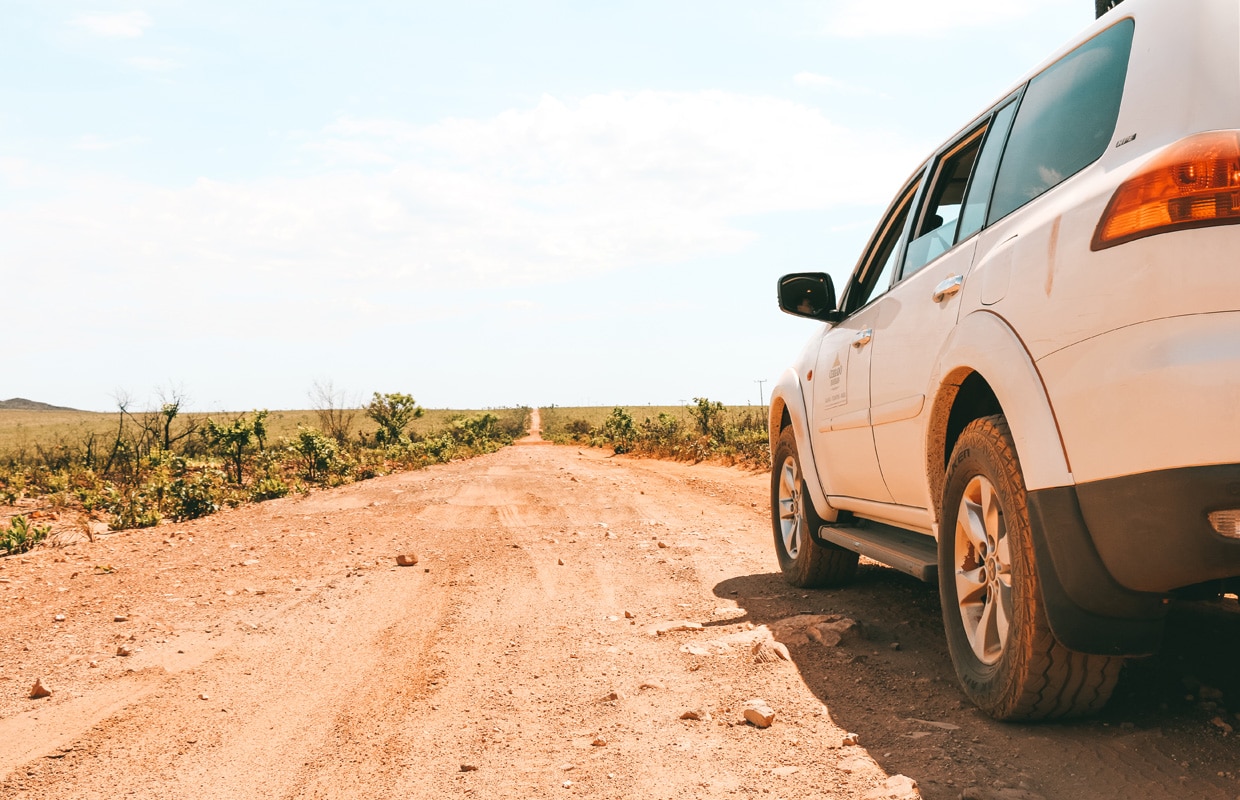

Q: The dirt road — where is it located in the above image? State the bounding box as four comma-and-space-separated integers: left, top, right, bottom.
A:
2, 426, 1239, 799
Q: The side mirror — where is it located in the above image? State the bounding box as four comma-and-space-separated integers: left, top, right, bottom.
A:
777, 272, 841, 322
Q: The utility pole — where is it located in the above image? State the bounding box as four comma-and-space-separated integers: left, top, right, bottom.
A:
755, 379, 767, 408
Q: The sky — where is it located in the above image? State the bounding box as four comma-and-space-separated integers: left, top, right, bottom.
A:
2, 0, 1096, 413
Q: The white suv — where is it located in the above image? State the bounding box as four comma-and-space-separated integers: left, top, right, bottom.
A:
768, 0, 1240, 720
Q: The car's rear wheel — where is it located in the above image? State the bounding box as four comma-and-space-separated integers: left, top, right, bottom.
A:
939, 415, 1123, 720
771, 426, 858, 588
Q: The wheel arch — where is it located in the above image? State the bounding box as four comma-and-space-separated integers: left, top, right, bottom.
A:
770, 368, 839, 522
924, 311, 1073, 525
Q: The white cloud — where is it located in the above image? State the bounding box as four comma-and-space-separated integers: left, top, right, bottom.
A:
125, 56, 179, 71
71, 11, 152, 38
793, 72, 881, 96
73, 134, 146, 151
822, 0, 1073, 38
6, 91, 920, 307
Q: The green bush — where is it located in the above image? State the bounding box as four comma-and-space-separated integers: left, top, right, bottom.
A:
250, 474, 291, 501
105, 486, 162, 530
168, 467, 226, 521
292, 427, 340, 483
1, 515, 50, 555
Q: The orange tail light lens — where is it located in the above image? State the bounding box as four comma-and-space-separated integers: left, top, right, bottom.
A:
1092, 130, 1240, 250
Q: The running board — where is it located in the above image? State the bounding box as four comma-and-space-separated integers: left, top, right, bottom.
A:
817, 521, 939, 582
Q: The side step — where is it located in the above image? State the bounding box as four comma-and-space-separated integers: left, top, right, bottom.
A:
817, 521, 939, 582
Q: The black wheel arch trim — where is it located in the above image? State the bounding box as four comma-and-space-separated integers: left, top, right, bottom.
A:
1026, 486, 1166, 656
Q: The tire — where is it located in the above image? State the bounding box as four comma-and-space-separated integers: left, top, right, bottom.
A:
771, 426, 859, 588
939, 415, 1123, 720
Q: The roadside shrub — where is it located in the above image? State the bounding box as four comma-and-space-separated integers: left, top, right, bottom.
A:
366, 392, 423, 445
168, 467, 226, 521
556, 400, 771, 468
250, 474, 291, 502
597, 407, 636, 454
0, 390, 528, 531
203, 410, 268, 485
292, 427, 340, 483
1, 514, 50, 555
105, 486, 162, 530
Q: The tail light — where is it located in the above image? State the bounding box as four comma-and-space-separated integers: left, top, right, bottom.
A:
1092, 130, 1240, 250
1210, 509, 1240, 539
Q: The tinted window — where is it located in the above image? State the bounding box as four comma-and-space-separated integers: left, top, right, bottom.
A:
988, 19, 1134, 224
956, 98, 1017, 240
902, 128, 985, 278
844, 178, 920, 314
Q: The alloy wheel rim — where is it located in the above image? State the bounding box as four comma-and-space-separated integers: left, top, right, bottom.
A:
777, 456, 802, 559
953, 475, 1012, 665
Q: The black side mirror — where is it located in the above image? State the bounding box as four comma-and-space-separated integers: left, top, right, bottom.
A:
777, 272, 840, 322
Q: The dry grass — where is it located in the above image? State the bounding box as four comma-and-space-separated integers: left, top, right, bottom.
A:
0, 407, 517, 460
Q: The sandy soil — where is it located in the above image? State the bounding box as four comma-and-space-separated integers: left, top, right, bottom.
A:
1, 413, 1239, 799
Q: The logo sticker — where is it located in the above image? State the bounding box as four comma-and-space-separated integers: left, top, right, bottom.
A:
823, 354, 847, 409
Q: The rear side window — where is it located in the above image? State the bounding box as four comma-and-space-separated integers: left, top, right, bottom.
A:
988, 19, 1134, 224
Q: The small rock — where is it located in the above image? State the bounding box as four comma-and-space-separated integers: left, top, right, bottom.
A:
842, 732, 861, 746
601, 691, 626, 702
889, 642, 902, 651
657, 541, 669, 548
1200, 684, 1225, 701
624, 610, 635, 619
591, 738, 607, 747
837, 755, 869, 774
769, 614, 858, 647
116, 645, 133, 657
395, 553, 419, 566
772, 766, 799, 777
460, 764, 478, 772
29, 678, 52, 699
88, 660, 98, 668
861, 774, 920, 800
557, 558, 565, 566
562, 780, 572, 789
54, 614, 65, 622
752, 639, 792, 663
639, 679, 667, 690
199, 693, 210, 700
114, 615, 128, 622
1211, 716, 1234, 734
560, 763, 575, 771
743, 698, 775, 728
680, 709, 712, 721
906, 717, 961, 731
682, 644, 712, 656
649, 620, 703, 636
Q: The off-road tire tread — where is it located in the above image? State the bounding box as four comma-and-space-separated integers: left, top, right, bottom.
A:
772, 427, 859, 589
943, 415, 1123, 720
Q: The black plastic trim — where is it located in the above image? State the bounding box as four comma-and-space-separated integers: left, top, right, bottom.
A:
1026, 486, 1166, 656
1075, 464, 1240, 592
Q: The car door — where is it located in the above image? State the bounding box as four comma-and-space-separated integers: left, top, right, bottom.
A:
809, 176, 922, 504
868, 100, 1018, 509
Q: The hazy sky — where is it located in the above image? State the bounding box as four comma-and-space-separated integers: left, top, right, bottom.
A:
3, 0, 1095, 412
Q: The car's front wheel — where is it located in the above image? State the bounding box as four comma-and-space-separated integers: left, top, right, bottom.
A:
939, 415, 1123, 720
771, 426, 859, 588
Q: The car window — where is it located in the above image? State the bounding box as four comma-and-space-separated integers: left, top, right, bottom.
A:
901, 127, 986, 278
843, 178, 921, 315
988, 18, 1134, 224
956, 97, 1018, 240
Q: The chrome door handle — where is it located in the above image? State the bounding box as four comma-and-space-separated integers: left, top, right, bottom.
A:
932, 274, 964, 302
852, 328, 873, 349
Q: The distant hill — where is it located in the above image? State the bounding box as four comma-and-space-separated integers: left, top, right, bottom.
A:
0, 398, 78, 411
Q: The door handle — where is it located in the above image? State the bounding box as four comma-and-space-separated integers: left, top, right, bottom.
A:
852, 328, 873, 349
932, 274, 964, 302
